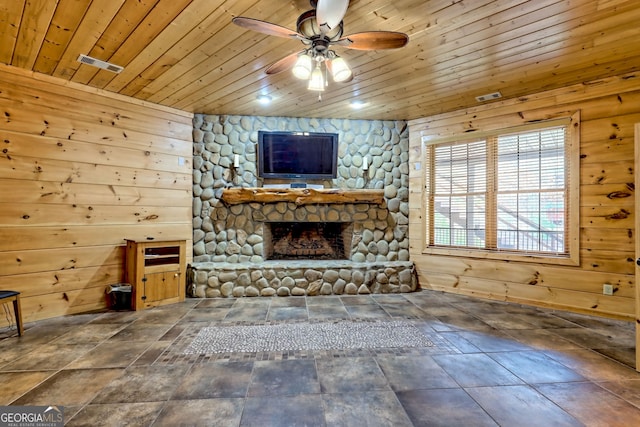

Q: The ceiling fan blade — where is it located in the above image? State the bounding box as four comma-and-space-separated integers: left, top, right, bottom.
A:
337, 31, 409, 50
265, 51, 302, 74
316, 0, 349, 33
232, 17, 299, 39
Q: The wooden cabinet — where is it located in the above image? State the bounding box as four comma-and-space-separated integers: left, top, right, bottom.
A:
125, 240, 186, 310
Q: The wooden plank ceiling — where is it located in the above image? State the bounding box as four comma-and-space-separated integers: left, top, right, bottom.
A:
1, 0, 639, 121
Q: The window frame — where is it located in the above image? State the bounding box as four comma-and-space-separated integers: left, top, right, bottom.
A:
420, 112, 580, 266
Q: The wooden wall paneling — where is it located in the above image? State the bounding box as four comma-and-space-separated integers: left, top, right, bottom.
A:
2, 63, 195, 124
0, 156, 191, 189
0, 66, 193, 327
581, 206, 634, 230
0, 224, 192, 252
0, 246, 124, 276
0, 179, 191, 207
0, 91, 192, 144
0, 203, 190, 227
19, 286, 117, 323
0, 265, 124, 297
578, 249, 635, 274
409, 72, 639, 320
0, 131, 190, 174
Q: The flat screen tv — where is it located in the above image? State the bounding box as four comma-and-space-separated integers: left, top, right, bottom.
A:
258, 131, 338, 180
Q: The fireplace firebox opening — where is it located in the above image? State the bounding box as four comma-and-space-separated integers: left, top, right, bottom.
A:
263, 222, 353, 260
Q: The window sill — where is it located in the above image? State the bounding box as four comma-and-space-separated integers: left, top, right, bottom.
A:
421, 246, 579, 266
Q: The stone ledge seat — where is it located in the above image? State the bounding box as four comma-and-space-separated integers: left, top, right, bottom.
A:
188, 260, 417, 298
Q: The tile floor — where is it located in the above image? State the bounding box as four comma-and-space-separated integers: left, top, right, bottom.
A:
1, 290, 640, 426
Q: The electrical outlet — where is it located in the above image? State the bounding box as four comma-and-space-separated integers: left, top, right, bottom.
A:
602, 284, 614, 296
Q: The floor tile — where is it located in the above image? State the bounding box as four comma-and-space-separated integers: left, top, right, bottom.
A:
66, 341, 153, 369
466, 385, 582, 427
345, 304, 389, 319
503, 328, 581, 351
323, 390, 413, 427
66, 402, 165, 427
592, 347, 636, 370
598, 379, 640, 408
2, 343, 95, 371
194, 298, 236, 308
267, 306, 308, 321
438, 331, 482, 353
223, 306, 269, 322
431, 313, 494, 332
0, 290, 638, 427
107, 323, 172, 342
51, 323, 126, 344
241, 394, 326, 427
378, 303, 429, 319
306, 296, 344, 306
376, 355, 458, 391
396, 388, 499, 427
432, 353, 523, 387
340, 295, 376, 305
454, 330, 533, 352
535, 381, 640, 427
12, 368, 124, 406
153, 398, 244, 426
550, 327, 623, 349
270, 296, 307, 307
307, 304, 350, 319
172, 361, 253, 399
247, 359, 320, 397
544, 348, 639, 381
91, 365, 190, 403
0, 371, 55, 405
489, 350, 585, 384
316, 356, 389, 393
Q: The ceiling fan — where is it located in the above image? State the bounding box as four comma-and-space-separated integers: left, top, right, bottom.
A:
232, 0, 409, 94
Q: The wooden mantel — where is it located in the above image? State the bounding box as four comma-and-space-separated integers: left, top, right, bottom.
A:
221, 188, 385, 205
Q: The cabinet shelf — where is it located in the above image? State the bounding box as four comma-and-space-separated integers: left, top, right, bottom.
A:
125, 240, 186, 310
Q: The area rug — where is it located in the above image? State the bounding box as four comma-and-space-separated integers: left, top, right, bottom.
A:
184, 320, 434, 354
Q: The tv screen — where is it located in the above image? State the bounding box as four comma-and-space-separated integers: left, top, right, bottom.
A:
258, 131, 338, 180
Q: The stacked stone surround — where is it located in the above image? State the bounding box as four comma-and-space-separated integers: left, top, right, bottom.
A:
190, 114, 415, 297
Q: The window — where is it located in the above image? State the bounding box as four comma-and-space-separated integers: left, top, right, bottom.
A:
422, 114, 579, 264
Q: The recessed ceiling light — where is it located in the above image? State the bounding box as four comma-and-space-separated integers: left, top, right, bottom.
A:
257, 95, 272, 105
350, 100, 365, 109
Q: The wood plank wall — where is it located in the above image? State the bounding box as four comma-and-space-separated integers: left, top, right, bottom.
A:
0, 65, 193, 326
408, 72, 640, 320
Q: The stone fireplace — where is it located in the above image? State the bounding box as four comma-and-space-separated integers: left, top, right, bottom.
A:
189, 114, 415, 298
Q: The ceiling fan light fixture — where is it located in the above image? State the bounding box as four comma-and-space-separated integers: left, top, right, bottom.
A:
292, 53, 313, 80
330, 56, 351, 82
308, 64, 325, 91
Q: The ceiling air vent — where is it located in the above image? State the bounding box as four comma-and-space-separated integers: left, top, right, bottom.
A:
76, 54, 124, 73
475, 91, 502, 102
